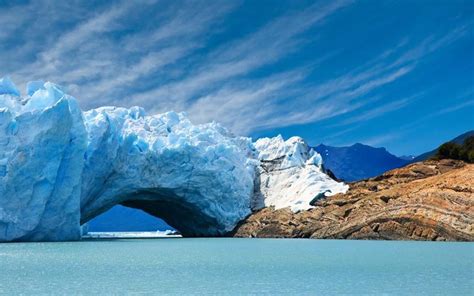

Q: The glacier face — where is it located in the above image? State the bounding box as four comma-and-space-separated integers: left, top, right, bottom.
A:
0, 78, 347, 241
0, 78, 86, 241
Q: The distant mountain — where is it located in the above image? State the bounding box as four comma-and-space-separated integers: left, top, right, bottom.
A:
87, 205, 173, 232
314, 143, 409, 182
412, 130, 474, 162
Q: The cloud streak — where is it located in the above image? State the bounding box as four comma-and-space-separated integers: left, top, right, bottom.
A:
0, 0, 470, 140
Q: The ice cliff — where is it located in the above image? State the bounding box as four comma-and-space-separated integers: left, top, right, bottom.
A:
0, 77, 347, 241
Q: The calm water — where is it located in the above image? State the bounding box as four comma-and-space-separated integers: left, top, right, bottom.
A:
0, 238, 472, 295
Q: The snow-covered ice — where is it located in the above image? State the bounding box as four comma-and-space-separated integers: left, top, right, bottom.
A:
253, 136, 348, 211
0, 78, 347, 241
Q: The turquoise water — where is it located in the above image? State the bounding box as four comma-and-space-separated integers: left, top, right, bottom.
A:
0, 238, 472, 295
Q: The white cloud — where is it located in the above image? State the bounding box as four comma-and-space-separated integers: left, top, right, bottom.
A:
0, 0, 469, 138
127, 0, 354, 112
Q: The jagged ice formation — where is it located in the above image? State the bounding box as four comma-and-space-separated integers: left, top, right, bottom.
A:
0, 78, 347, 241
254, 136, 348, 211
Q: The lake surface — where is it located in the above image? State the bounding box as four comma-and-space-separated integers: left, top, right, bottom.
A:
0, 238, 472, 295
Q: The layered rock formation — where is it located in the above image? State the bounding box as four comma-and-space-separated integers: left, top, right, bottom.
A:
233, 159, 474, 241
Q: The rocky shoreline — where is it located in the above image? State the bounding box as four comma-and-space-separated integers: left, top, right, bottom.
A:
233, 159, 473, 241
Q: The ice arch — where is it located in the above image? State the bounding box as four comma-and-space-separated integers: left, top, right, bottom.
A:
0, 78, 347, 241
79, 106, 256, 237
0, 78, 255, 241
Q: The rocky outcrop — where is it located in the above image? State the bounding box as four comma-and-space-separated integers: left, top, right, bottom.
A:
233, 159, 474, 241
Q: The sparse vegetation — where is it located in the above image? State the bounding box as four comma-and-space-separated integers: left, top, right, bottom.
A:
433, 136, 474, 163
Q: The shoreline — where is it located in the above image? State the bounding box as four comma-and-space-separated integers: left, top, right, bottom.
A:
82, 231, 182, 239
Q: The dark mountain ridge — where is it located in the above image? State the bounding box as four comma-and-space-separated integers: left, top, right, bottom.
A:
314, 143, 409, 182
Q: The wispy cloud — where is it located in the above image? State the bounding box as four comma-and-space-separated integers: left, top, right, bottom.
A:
3, 0, 235, 100
128, 0, 354, 112
0, 0, 470, 139
355, 93, 474, 148
331, 92, 425, 127
359, 133, 403, 147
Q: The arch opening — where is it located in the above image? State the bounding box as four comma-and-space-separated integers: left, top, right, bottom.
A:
85, 205, 174, 233
81, 189, 229, 237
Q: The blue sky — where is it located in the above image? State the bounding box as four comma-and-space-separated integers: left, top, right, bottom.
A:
1, 0, 472, 155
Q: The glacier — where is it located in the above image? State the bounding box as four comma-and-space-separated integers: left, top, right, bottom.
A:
0, 77, 347, 242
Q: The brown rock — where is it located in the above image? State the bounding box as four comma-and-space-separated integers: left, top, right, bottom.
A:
232, 160, 474, 241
